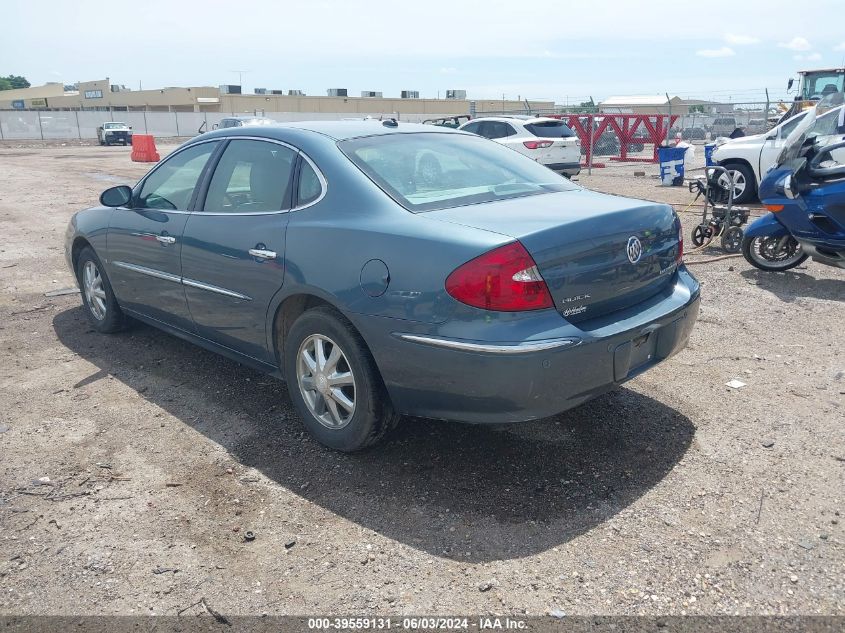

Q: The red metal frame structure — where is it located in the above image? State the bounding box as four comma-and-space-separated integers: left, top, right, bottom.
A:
548, 113, 679, 167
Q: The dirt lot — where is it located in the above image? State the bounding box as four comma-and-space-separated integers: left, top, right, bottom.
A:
0, 143, 843, 617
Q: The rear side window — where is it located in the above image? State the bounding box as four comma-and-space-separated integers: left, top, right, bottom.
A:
461, 121, 482, 135
524, 121, 575, 138
297, 159, 323, 207
203, 139, 295, 213
478, 121, 516, 140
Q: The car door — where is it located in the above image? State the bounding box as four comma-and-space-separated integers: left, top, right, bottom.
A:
106, 140, 220, 331
759, 113, 806, 178
179, 138, 300, 362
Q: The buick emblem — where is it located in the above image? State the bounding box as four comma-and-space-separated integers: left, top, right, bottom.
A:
626, 236, 643, 264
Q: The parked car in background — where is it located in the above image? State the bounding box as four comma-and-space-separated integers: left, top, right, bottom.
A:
711, 116, 740, 139
710, 109, 809, 203
459, 116, 581, 176
745, 118, 768, 135
97, 122, 132, 146
65, 121, 698, 451
198, 116, 276, 134
422, 115, 471, 128
681, 127, 707, 140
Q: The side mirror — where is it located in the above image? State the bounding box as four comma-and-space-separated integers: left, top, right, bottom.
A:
129, 126, 133, 130
766, 131, 777, 141
212, 123, 219, 130
787, 78, 794, 91
100, 185, 132, 208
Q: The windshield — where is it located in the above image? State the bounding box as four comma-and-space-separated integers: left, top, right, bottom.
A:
103, 122, 126, 129
524, 121, 575, 138
778, 92, 845, 167
339, 132, 579, 213
800, 71, 845, 101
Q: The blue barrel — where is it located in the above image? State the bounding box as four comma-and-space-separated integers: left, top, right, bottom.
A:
704, 143, 716, 166
658, 146, 687, 186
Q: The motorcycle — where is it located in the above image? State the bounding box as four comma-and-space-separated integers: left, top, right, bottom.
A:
742, 92, 845, 272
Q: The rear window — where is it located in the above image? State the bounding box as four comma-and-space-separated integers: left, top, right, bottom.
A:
339, 132, 578, 213
523, 121, 575, 138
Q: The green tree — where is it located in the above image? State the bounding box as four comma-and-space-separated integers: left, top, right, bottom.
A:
0, 75, 30, 91
689, 104, 705, 113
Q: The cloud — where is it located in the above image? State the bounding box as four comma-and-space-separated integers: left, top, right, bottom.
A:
835, 42, 845, 51
696, 47, 736, 58
779, 36, 811, 51
439, 67, 458, 74
794, 52, 822, 61
724, 33, 759, 45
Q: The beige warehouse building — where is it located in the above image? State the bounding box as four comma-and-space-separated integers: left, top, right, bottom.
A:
0, 78, 554, 116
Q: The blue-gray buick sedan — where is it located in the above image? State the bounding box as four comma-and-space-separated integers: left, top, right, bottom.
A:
65, 121, 700, 451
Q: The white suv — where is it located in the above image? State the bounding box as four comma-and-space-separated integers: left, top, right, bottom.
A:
710, 110, 808, 203
459, 116, 581, 176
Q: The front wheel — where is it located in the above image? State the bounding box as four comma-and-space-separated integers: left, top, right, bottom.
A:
719, 162, 756, 204
742, 235, 808, 271
76, 247, 126, 332
283, 307, 399, 452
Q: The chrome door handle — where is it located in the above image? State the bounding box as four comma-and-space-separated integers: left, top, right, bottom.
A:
156, 235, 176, 244
249, 249, 277, 260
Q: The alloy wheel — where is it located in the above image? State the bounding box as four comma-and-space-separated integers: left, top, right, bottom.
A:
82, 260, 107, 320
718, 170, 747, 200
748, 236, 805, 268
296, 334, 356, 429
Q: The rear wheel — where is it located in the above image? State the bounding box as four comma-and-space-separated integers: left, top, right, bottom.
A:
284, 307, 399, 452
720, 226, 744, 253
742, 235, 808, 271
76, 247, 126, 332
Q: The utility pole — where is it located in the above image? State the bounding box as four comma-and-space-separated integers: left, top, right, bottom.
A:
230, 69, 250, 90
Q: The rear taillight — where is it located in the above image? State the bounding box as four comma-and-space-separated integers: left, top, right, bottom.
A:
523, 140, 553, 150
445, 242, 553, 311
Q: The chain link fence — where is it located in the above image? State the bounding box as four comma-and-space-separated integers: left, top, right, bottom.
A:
472, 101, 780, 168
0, 110, 439, 141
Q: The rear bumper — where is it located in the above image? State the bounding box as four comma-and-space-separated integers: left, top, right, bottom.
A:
353, 268, 700, 423
545, 161, 581, 176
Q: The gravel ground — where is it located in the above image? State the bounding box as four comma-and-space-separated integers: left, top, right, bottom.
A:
0, 144, 843, 617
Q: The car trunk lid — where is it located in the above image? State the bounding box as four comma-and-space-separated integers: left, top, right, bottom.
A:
427, 189, 681, 323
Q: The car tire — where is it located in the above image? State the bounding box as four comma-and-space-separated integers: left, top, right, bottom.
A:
76, 247, 126, 333
720, 162, 756, 204
284, 306, 399, 452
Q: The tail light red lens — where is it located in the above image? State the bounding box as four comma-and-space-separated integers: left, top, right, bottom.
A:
523, 140, 553, 149
445, 241, 554, 311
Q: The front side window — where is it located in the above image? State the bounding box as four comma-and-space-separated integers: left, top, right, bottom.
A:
136, 141, 219, 211
204, 139, 295, 213
340, 132, 578, 213
779, 112, 806, 138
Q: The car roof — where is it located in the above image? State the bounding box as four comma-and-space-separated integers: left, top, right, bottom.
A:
464, 115, 565, 125
202, 120, 464, 141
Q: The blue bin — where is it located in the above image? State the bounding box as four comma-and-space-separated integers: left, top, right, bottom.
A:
704, 143, 716, 166
658, 146, 687, 186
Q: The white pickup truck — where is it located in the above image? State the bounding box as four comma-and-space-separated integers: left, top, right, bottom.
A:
97, 121, 133, 146
709, 110, 808, 203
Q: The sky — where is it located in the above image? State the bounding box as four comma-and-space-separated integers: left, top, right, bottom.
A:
3, 0, 845, 105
